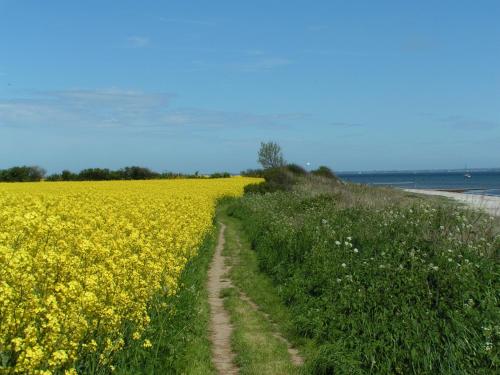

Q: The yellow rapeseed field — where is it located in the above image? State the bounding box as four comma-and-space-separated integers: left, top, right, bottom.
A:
0, 178, 257, 374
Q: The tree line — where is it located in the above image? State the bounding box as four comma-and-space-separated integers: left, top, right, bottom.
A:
0, 165, 231, 182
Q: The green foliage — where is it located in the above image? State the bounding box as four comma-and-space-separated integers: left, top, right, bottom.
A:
43, 167, 232, 182
231, 190, 500, 374
244, 168, 297, 195
241, 169, 264, 178
209, 172, 231, 178
0, 166, 46, 182
307, 343, 361, 375
258, 141, 286, 169
311, 165, 338, 180
285, 163, 308, 176
111, 230, 217, 374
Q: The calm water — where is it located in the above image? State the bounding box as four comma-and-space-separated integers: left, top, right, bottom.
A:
338, 171, 500, 196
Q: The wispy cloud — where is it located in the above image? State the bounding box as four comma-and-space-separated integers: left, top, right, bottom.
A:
441, 115, 499, 131
329, 122, 364, 128
243, 49, 266, 56
0, 89, 307, 132
126, 36, 150, 48
158, 17, 216, 26
0, 89, 171, 129
400, 36, 438, 53
158, 109, 307, 130
233, 57, 292, 72
181, 52, 292, 73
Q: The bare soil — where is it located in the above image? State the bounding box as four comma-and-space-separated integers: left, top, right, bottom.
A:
207, 224, 238, 374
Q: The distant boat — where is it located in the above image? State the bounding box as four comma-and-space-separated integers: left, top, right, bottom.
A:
464, 165, 472, 179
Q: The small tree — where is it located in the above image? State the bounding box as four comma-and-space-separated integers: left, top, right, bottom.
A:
258, 141, 285, 169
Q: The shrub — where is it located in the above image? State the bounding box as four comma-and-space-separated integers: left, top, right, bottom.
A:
285, 163, 308, 176
311, 165, 337, 179
241, 169, 264, 178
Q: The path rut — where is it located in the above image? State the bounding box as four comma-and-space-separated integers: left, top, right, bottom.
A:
207, 223, 238, 374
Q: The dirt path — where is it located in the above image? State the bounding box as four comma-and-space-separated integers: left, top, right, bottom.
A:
207, 223, 238, 374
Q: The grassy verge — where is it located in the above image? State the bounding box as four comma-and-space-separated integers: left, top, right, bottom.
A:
112, 229, 217, 375
229, 184, 499, 374
218, 203, 306, 374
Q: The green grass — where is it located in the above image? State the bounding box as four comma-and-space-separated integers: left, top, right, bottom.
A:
223, 287, 300, 375
218, 203, 306, 374
229, 184, 499, 374
111, 228, 217, 375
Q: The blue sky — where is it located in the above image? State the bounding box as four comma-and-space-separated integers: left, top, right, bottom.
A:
0, 0, 499, 173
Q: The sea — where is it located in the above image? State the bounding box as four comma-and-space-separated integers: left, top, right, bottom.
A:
337, 170, 500, 197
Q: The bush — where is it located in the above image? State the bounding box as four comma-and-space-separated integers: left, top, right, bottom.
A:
231, 190, 500, 373
285, 163, 308, 176
243, 167, 297, 195
311, 166, 337, 179
241, 169, 264, 178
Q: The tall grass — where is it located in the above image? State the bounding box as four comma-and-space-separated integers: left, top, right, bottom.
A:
230, 182, 499, 374
109, 230, 217, 375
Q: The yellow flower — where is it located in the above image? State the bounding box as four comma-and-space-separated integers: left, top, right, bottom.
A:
142, 339, 152, 349
0, 178, 260, 373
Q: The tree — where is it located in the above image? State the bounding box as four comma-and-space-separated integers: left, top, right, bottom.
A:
61, 170, 77, 181
0, 166, 45, 182
258, 141, 285, 169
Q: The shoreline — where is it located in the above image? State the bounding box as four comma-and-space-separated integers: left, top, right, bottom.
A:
404, 188, 500, 217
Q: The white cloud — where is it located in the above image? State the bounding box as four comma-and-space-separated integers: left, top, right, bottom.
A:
0, 89, 307, 132
126, 36, 150, 48
0, 89, 170, 129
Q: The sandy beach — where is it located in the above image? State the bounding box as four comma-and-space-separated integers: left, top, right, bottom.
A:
405, 189, 500, 217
